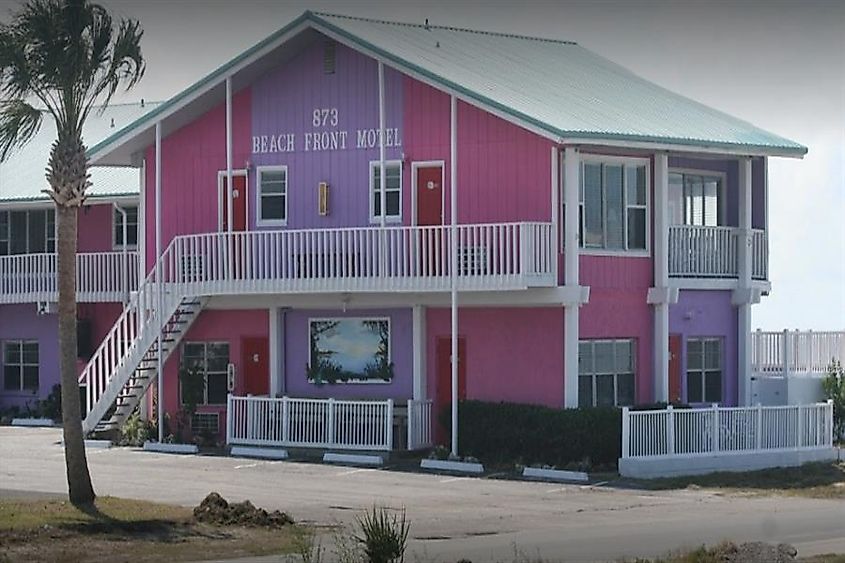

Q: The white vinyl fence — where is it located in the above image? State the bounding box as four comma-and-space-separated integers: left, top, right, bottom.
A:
227, 395, 395, 451
407, 399, 434, 450
622, 401, 834, 460
752, 330, 845, 376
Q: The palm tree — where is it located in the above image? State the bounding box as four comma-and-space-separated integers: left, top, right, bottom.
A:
0, 0, 144, 506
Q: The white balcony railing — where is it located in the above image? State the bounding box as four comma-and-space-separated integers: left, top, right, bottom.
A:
0, 251, 139, 304
163, 222, 555, 294
668, 225, 767, 280
752, 330, 845, 376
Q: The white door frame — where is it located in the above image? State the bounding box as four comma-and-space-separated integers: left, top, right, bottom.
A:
410, 160, 446, 226
217, 169, 250, 231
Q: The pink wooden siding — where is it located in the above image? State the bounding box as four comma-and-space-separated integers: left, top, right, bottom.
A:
144, 88, 252, 270
402, 79, 553, 224
426, 307, 565, 408
77, 203, 115, 253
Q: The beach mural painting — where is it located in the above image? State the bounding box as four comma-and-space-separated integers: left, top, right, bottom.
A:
307, 318, 393, 384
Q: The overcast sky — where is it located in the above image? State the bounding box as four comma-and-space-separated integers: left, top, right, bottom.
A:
3, 0, 843, 330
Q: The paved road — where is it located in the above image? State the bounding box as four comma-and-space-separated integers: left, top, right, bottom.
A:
1, 427, 843, 562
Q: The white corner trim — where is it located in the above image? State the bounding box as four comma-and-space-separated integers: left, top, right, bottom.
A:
522, 467, 589, 483
420, 458, 484, 474
323, 452, 384, 466
231, 445, 289, 460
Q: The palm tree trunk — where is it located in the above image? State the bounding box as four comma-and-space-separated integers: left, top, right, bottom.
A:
57, 204, 96, 506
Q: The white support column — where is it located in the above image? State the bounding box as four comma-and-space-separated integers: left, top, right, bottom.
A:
737, 157, 753, 405
412, 305, 427, 400
378, 62, 386, 229
450, 94, 459, 456
550, 146, 560, 281
563, 147, 580, 408
138, 159, 146, 279
653, 153, 670, 403
269, 307, 284, 397
225, 77, 233, 234
155, 120, 163, 442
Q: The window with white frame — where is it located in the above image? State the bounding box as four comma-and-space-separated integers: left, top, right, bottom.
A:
0, 209, 56, 255
669, 172, 722, 227
257, 166, 287, 225
180, 342, 229, 406
686, 338, 722, 403
370, 160, 402, 222
576, 160, 648, 252
578, 339, 635, 407
113, 205, 139, 248
3, 340, 39, 392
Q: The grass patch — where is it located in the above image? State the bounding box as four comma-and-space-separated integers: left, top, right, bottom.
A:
0, 496, 300, 563
631, 461, 845, 498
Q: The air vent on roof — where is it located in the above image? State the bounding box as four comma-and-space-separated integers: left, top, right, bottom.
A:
323, 41, 336, 75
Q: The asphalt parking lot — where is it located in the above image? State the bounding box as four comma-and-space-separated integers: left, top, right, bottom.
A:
1, 427, 844, 562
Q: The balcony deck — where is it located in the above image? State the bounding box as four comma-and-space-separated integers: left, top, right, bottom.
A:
0, 251, 139, 304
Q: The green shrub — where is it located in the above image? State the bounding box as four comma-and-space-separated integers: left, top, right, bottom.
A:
120, 412, 156, 446
36, 384, 62, 421
441, 400, 622, 470
354, 506, 409, 563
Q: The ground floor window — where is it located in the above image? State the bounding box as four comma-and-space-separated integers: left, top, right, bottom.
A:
578, 339, 635, 407
686, 337, 722, 403
3, 340, 39, 392
180, 342, 229, 405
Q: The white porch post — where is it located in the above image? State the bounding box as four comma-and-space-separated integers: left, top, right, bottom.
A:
450, 94, 459, 456
269, 307, 285, 397
155, 120, 163, 442
563, 147, 580, 408
550, 146, 560, 281
736, 157, 753, 405
225, 77, 234, 234
138, 160, 148, 421
412, 305, 427, 400
652, 153, 671, 402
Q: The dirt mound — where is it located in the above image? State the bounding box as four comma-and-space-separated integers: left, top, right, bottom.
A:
193, 492, 293, 528
716, 542, 798, 563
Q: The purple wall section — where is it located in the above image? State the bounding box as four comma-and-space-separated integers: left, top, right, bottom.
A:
426, 307, 565, 409
0, 304, 58, 409
283, 308, 413, 400
669, 290, 738, 406
251, 42, 403, 229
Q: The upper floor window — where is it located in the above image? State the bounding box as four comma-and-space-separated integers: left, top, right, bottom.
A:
3, 340, 39, 392
370, 160, 402, 223
686, 337, 722, 404
579, 160, 648, 252
578, 339, 635, 407
181, 342, 229, 406
0, 209, 56, 255
113, 205, 139, 248
257, 166, 287, 227
669, 172, 723, 227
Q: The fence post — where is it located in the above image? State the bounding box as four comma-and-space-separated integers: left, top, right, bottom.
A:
327, 398, 336, 447
226, 393, 233, 444
281, 396, 289, 445
796, 403, 804, 450
621, 407, 630, 459
827, 399, 835, 446
712, 404, 720, 453
756, 403, 763, 452
666, 405, 675, 455
782, 329, 791, 378
406, 399, 413, 451
246, 396, 254, 443
386, 399, 394, 451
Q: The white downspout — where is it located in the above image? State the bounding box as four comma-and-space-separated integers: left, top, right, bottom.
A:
226, 77, 234, 234
155, 121, 163, 442
112, 202, 129, 304
450, 95, 458, 457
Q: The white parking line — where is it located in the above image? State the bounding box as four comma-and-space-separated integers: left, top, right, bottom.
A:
438, 477, 465, 484
335, 468, 372, 476
233, 462, 262, 469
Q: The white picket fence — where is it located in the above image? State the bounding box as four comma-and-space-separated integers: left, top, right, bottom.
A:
621, 401, 834, 460
752, 330, 845, 376
0, 251, 139, 304
226, 395, 396, 451
407, 399, 434, 450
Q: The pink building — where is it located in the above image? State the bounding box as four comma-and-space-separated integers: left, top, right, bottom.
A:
79, 12, 804, 452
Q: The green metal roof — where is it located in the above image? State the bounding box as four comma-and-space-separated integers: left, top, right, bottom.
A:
0, 102, 159, 204
88, 11, 806, 162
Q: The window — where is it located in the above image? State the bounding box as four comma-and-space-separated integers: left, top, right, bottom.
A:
113, 205, 139, 248
180, 342, 229, 405
191, 412, 220, 435
578, 339, 635, 407
3, 341, 39, 392
577, 160, 648, 252
0, 209, 55, 255
370, 161, 402, 223
686, 338, 722, 403
257, 166, 287, 226
669, 172, 722, 227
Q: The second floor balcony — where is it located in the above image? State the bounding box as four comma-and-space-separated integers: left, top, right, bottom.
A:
668, 225, 768, 281
0, 251, 139, 305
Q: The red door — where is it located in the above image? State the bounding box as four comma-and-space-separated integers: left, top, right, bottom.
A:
416, 165, 443, 226
221, 174, 247, 232
669, 334, 682, 403
241, 337, 269, 396
436, 336, 466, 406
